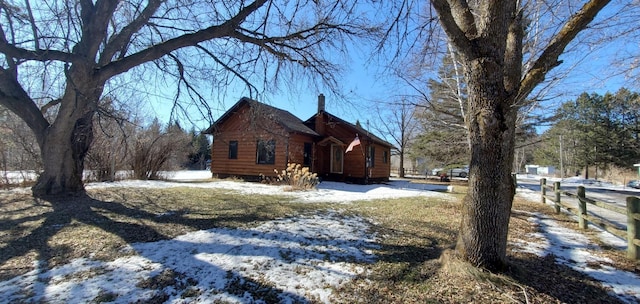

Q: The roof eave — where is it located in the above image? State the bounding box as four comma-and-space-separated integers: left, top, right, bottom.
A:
307, 111, 394, 148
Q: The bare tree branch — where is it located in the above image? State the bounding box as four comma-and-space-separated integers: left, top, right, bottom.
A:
98, 0, 269, 80
0, 68, 48, 145
100, 0, 164, 65
0, 30, 78, 62
430, 0, 476, 58
518, 0, 611, 103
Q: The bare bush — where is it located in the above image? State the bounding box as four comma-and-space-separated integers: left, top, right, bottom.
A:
0, 107, 41, 175
85, 102, 134, 182
264, 163, 319, 191
129, 121, 191, 180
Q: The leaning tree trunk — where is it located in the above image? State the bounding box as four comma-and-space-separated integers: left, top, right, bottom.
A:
455, 57, 518, 271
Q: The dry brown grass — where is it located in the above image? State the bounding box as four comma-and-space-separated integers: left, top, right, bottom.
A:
0, 186, 325, 281
0, 181, 634, 303
336, 189, 630, 303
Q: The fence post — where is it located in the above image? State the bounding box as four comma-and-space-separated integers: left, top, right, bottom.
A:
554, 181, 561, 214
540, 178, 546, 204
577, 186, 588, 229
627, 196, 640, 260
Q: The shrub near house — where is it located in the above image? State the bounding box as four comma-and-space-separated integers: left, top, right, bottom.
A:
268, 163, 319, 190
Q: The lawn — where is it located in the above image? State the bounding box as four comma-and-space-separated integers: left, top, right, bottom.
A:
0, 175, 637, 303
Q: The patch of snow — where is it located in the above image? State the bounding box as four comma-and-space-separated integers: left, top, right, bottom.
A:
84, 172, 453, 203
0, 212, 378, 303
0, 170, 38, 183
2, 171, 639, 302
516, 189, 640, 303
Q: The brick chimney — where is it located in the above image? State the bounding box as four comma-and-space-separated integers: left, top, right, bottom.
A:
317, 93, 325, 113
315, 94, 326, 135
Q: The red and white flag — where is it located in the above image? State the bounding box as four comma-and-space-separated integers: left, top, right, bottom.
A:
345, 136, 360, 153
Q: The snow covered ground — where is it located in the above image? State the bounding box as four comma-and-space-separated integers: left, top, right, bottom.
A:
0, 171, 639, 303
84, 171, 454, 203
516, 188, 640, 303
0, 211, 378, 303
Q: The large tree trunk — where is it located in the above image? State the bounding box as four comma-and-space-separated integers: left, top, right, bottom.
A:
455, 57, 518, 271
32, 111, 95, 197
31, 64, 102, 198
429, 0, 609, 272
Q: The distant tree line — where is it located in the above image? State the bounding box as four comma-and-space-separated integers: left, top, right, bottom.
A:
410, 54, 470, 170
533, 88, 640, 178
0, 100, 210, 183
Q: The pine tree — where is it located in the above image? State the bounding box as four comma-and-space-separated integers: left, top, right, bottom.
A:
536, 88, 640, 178
412, 51, 469, 168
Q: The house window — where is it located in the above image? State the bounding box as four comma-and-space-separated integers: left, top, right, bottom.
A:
228, 141, 238, 159
303, 142, 312, 168
330, 144, 343, 173
368, 146, 375, 168
383, 150, 388, 164
256, 139, 275, 164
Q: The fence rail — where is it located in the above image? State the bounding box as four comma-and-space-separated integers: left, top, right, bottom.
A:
539, 178, 640, 260
390, 168, 426, 176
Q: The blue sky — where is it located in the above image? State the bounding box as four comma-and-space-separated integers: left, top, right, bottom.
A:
148, 2, 638, 140
162, 46, 634, 139
149, 49, 391, 133
151, 50, 633, 141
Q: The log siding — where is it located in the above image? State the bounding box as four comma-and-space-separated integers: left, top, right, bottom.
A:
205, 97, 392, 183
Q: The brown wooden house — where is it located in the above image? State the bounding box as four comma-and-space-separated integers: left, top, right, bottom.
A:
204, 95, 393, 183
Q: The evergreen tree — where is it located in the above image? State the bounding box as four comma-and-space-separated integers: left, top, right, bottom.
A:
412, 51, 470, 168
535, 88, 640, 178
187, 128, 211, 169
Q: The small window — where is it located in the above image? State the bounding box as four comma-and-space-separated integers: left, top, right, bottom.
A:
368, 146, 375, 168
228, 141, 238, 159
383, 150, 388, 164
256, 139, 275, 164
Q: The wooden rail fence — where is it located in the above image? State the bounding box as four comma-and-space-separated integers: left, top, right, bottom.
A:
540, 178, 640, 260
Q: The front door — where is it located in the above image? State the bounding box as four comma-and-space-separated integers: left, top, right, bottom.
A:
330, 144, 343, 174
303, 142, 312, 168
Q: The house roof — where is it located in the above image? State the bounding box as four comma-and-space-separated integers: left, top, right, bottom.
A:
203, 97, 319, 136
305, 111, 395, 148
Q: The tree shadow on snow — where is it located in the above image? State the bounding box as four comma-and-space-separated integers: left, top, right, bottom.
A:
506, 210, 631, 303
0, 192, 378, 303
507, 254, 628, 303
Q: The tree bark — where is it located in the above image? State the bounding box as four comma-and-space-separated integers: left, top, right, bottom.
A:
430, 0, 519, 270
455, 56, 517, 271
31, 63, 102, 197
33, 111, 95, 197
399, 151, 405, 178
431, 0, 610, 272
